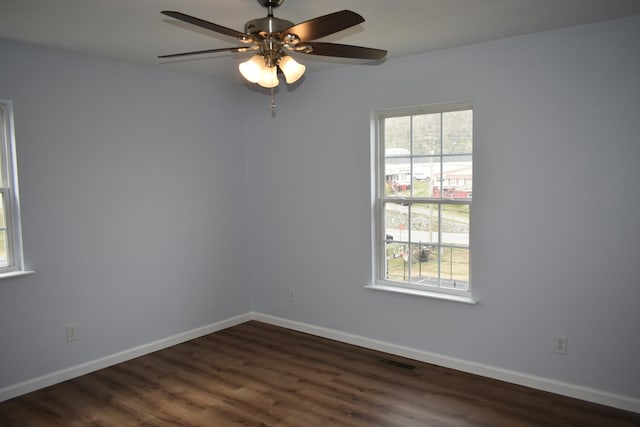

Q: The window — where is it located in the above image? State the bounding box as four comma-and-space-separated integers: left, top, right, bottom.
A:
0, 100, 27, 276
372, 103, 472, 301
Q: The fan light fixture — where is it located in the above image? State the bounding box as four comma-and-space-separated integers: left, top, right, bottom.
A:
239, 54, 305, 87
278, 55, 306, 84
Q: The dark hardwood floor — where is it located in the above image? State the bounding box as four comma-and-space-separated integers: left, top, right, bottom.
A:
1, 321, 638, 426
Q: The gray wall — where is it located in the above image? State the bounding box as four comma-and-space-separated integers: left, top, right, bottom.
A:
0, 41, 250, 388
1, 14, 639, 404
245, 15, 640, 399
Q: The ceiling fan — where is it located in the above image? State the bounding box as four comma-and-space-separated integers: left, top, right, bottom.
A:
158, 0, 387, 90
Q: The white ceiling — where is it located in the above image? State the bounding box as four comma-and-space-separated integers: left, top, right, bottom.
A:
2, 0, 640, 81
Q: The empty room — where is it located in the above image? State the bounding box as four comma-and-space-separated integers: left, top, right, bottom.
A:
1, 0, 639, 425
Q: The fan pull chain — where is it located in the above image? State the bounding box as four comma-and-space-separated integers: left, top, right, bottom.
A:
270, 86, 276, 111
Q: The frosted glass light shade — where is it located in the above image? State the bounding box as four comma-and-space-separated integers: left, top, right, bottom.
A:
279, 56, 306, 84
239, 55, 264, 83
258, 66, 279, 88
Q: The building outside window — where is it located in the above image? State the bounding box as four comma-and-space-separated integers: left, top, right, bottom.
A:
373, 102, 472, 300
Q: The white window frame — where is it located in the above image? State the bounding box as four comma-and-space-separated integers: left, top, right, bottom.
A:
0, 100, 29, 278
368, 102, 475, 304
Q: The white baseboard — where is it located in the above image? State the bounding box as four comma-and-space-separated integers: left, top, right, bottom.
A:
3, 311, 638, 414
252, 312, 640, 414
0, 313, 251, 403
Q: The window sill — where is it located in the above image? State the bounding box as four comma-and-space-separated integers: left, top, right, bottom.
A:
0, 270, 34, 280
365, 283, 477, 305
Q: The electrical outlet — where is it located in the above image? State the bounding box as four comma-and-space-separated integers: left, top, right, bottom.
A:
288, 288, 296, 302
66, 323, 78, 342
554, 335, 567, 355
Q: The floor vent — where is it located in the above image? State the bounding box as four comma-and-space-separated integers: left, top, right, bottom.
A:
378, 358, 420, 373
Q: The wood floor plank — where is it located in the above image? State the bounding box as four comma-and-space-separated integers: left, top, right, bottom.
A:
1, 320, 639, 427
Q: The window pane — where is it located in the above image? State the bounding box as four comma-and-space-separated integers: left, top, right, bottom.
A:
411, 157, 433, 196
440, 158, 472, 200
0, 231, 6, 267
412, 113, 441, 155
384, 202, 408, 242
385, 242, 409, 282
410, 203, 439, 245
443, 110, 472, 154
440, 247, 470, 290
0, 195, 6, 267
441, 204, 469, 246
384, 117, 411, 197
384, 116, 411, 153
410, 243, 438, 284
384, 159, 411, 197
0, 194, 5, 229
0, 109, 5, 186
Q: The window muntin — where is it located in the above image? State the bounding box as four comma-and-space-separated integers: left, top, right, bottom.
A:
376, 104, 472, 296
0, 100, 25, 274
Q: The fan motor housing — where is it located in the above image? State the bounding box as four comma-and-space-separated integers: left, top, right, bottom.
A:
245, 16, 294, 36
257, 0, 284, 7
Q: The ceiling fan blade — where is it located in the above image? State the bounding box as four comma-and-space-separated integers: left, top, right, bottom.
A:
281, 10, 364, 42
303, 42, 387, 60
161, 11, 255, 41
158, 47, 249, 59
